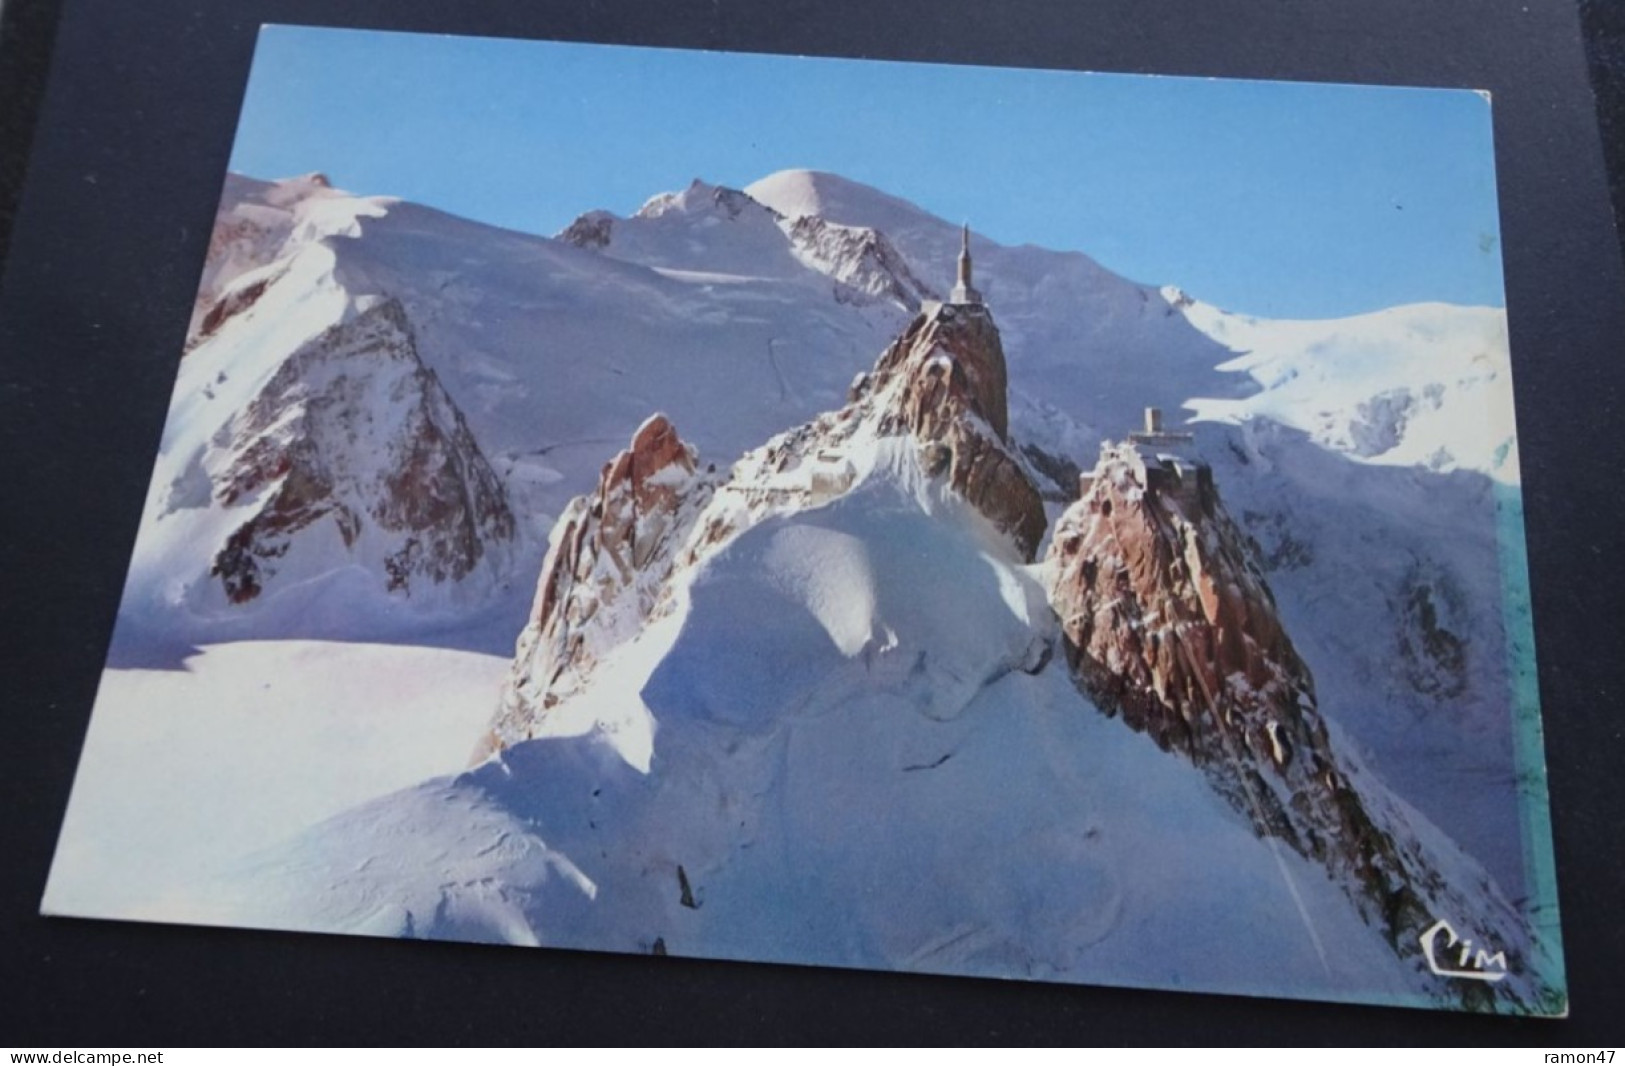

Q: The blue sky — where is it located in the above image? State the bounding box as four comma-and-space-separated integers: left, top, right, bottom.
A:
230, 25, 1506, 319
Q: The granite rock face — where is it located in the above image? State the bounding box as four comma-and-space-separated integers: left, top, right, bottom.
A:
1044, 442, 1543, 1008
1045, 442, 1311, 769
857, 301, 1046, 560
482, 414, 713, 761
206, 297, 515, 605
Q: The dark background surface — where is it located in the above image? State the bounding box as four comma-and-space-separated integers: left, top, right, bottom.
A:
2, 0, 1622, 1046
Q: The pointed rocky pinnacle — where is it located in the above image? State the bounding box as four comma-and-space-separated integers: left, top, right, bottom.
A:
861, 301, 1045, 560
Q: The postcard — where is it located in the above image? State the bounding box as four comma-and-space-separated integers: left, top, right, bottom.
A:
43, 24, 1565, 1015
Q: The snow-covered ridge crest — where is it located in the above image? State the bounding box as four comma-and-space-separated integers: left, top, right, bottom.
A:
561, 177, 934, 312
485, 297, 1052, 764
188, 172, 395, 344
745, 168, 935, 235
633, 178, 762, 222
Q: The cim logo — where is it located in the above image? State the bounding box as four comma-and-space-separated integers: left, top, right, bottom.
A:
1419, 918, 1509, 982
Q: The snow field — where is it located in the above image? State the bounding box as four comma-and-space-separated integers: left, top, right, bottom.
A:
43, 640, 508, 923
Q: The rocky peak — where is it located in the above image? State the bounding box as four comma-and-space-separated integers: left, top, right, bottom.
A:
203, 297, 516, 607
559, 210, 614, 250
480, 415, 715, 760
592, 414, 700, 575
1046, 441, 1306, 763
1043, 441, 1536, 999
853, 301, 1044, 559
635, 179, 773, 222
782, 215, 937, 311
870, 302, 1010, 438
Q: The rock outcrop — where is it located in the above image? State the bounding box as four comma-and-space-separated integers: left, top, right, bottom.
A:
481, 414, 714, 760
732, 299, 1045, 560
1047, 442, 1401, 891
855, 301, 1046, 559
205, 297, 516, 605
559, 210, 614, 250
1045, 441, 1539, 1007
187, 172, 340, 344
783, 214, 938, 310
1046, 442, 1312, 769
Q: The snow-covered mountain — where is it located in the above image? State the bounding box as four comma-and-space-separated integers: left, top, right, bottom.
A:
192, 295, 1555, 1011
483, 295, 1048, 765
71, 166, 1557, 1013
1176, 292, 1520, 483
564, 178, 938, 312
122, 188, 520, 643
199, 298, 513, 603
127, 171, 948, 644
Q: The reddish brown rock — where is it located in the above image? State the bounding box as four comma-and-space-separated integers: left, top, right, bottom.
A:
208, 298, 515, 604
593, 414, 697, 576
191, 271, 278, 349
1046, 442, 1435, 954
531, 413, 697, 637
482, 415, 709, 762
862, 303, 1045, 560
871, 302, 1009, 439
1046, 444, 1308, 766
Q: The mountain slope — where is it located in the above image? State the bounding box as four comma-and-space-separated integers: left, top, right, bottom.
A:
181, 175, 928, 536
1176, 294, 1521, 483
738, 174, 1537, 887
